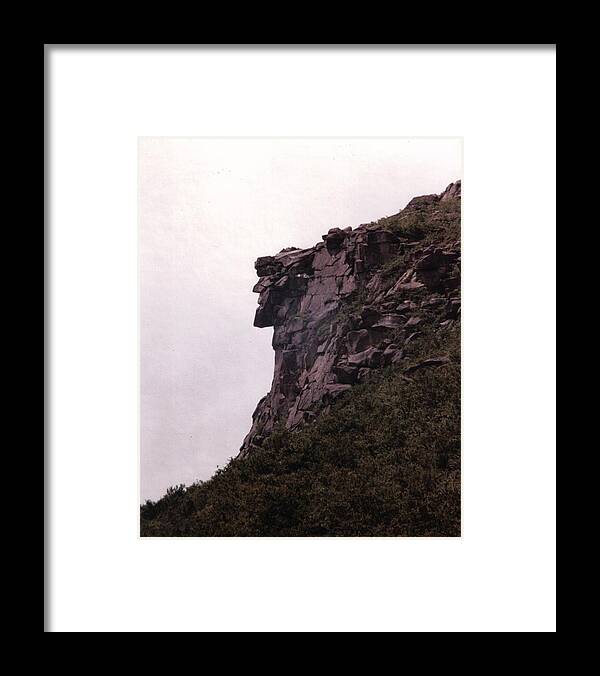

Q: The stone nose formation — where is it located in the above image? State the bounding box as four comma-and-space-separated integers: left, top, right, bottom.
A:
239, 181, 461, 456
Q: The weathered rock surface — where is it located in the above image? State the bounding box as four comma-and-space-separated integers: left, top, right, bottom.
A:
239, 180, 461, 456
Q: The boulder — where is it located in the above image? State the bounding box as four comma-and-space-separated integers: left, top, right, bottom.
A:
359, 306, 382, 327
382, 344, 403, 365
445, 299, 461, 319
405, 316, 423, 328
439, 180, 461, 201
404, 331, 422, 345
255, 256, 283, 277
405, 194, 439, 209
405, 356, 451, 375
367, 348, 384, 368
323, 384, 352, 400
334, 364, 359, 384
347, 329, 371, 354
348, 346, 379, 367
323, 227, 347, 253
372, 313, 406, 329
395, 280, 425, 293
415, 250, 444, 270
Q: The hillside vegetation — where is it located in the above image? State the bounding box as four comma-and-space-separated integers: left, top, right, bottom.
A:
141, 328, 460, 537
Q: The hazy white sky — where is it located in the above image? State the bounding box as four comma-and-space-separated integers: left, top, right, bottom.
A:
140, 137, 462, 501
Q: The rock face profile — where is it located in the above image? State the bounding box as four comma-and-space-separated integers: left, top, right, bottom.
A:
240, 180, 461, 456
141, 180, 461, 538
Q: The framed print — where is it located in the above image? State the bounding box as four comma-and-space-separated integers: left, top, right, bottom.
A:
46, 45, 556, 632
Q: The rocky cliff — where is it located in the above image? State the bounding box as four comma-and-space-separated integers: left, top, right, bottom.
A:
141, 181, 461, 536
240, 180, 461, 457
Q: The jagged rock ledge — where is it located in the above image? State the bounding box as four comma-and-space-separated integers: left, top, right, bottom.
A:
239, 181, 461, 456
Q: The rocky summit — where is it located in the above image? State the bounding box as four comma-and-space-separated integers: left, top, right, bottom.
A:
240, 180, 461, 457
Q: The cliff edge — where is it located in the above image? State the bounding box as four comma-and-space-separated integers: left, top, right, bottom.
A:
240, 180, 461, 456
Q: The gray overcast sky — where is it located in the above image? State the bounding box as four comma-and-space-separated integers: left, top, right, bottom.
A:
140, 137, 462, 501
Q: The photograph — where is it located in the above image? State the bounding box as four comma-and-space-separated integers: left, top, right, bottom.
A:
139, 138, 462, 536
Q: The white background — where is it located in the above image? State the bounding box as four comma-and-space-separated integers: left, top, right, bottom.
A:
48, 46, 556, 632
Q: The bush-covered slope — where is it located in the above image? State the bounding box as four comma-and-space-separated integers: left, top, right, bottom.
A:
141, 327, 460, 537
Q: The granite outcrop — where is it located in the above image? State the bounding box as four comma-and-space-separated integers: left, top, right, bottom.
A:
239, 181, 461, 456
